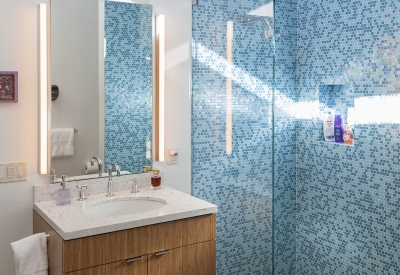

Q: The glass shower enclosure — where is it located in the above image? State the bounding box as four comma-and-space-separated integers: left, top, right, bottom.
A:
191, 0, 295, 274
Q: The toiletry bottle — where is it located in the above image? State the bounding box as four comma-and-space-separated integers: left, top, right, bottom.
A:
343, 124, 354, 145
151, 169, 161, 190
323, 112, 335, 141
57, 175, 71, 206
334, 114, 344, 143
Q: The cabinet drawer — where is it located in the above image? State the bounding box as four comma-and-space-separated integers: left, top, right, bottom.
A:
147, 240, 216, 275
65, 255, 147, 275
64, 263, 113, 275
148, 247, 183, 275
182, 214, 216, 246
63, 214, 216, 273
182, 241, 216, 275
64, 231, 119, 271
114, 256, 148, 275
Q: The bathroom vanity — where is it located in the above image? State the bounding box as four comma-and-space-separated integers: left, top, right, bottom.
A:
33, 177, 217, 275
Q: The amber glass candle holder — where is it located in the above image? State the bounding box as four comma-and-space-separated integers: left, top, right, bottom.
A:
151, 169, 161, 190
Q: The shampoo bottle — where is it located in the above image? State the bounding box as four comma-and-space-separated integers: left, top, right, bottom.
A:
334, 114, 345, 143
323, 112, 335, 141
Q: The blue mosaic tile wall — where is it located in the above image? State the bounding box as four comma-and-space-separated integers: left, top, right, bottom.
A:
296, 0, 400, 273
104, 1, 152, 173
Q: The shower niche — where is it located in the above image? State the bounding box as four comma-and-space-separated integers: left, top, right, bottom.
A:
319, 84, 355, 145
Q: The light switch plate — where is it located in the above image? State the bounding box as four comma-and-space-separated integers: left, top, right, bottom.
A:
0, 162, 27, 183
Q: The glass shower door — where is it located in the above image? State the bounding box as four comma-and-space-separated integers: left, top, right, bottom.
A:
192, 1, 276, 274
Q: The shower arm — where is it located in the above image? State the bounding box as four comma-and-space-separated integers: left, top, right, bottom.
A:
263, 18, 272, 30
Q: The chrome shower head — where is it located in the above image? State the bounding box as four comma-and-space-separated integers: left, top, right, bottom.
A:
243, 14, 281, 39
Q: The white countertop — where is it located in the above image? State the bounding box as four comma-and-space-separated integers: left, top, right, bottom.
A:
34, 186, 217, 240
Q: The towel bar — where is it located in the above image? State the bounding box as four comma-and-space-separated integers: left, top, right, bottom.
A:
45, 233, 49, 241
74, 128, 78, 133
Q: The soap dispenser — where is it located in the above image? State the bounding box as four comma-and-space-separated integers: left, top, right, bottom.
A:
57, 175, 71, 206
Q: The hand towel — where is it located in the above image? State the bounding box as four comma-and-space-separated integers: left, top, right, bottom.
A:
10, 233, 48, 275
51, 128, 74, 157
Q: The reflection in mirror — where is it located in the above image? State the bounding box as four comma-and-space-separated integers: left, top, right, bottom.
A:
104, 1, 153, 175
50, 0, 153, 179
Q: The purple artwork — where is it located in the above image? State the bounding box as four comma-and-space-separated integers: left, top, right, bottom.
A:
0, 71, 18, 103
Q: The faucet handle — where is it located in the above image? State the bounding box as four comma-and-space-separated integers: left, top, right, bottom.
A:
131, 177, 140, 193
75, 183, 88, 190
75, 184, 88, 201
60, 175, 70, 189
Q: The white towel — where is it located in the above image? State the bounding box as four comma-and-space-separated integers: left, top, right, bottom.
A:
10, 233, 48, 275
51, 128, 74, 157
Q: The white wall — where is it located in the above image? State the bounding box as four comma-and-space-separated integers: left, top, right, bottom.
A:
0, 0, 192, 274
0, 1, 50, 274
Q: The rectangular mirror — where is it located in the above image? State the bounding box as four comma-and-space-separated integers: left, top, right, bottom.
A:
50, 0, 154, 179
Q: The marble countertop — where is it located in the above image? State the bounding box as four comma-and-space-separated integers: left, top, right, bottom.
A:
34, 186, 217, 240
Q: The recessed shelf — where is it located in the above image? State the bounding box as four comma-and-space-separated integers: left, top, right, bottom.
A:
313, 140, 354, 147
319, 84, 355, 145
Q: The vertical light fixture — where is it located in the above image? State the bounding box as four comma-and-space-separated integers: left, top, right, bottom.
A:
155, 14, 165, 162
226, 21, 233, 155
38, 3, 49, 174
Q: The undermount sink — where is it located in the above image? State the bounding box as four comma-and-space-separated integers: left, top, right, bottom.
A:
84, 198, 167, 217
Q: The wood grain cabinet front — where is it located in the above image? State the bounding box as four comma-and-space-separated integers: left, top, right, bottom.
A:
33, 211, 216, 275
182, 241, 216, 275
147, 240, 216, 275
148, 247, 183, 275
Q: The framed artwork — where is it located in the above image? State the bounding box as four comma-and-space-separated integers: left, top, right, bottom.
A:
0, 71, 18, 103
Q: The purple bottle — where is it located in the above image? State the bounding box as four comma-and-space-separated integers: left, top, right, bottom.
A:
334, 114, 344, 143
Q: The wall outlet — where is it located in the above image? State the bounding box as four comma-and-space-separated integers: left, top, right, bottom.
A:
167, 148, 178, 165
167, 155, 178, 165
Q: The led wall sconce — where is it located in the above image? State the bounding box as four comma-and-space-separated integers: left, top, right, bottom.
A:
38, 3, 49, 174
226, 21, 233, 155
155, 14, 165, 162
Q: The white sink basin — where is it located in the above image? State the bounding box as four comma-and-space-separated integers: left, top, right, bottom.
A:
85, 198, 167, 217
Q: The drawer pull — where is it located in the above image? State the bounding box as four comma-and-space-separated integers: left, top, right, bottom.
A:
155, 250, 171, 256
126, 256, 142, 263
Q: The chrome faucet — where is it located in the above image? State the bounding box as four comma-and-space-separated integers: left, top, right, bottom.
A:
50, 169, 56, 184
76, 183, 88, 201
91, 157, 103, 177
131, 177, 139, 193
106, 163, 120, 197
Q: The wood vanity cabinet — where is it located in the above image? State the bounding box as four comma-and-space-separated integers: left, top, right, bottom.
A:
33, 210, 216, 275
